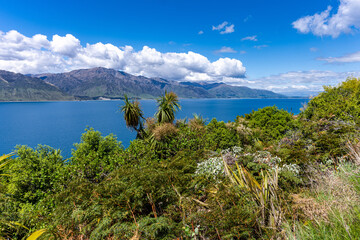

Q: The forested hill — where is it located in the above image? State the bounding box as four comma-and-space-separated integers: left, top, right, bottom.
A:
0, 67, 286, 101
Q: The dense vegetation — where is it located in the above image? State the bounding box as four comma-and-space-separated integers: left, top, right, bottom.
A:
1, 77, 360, 239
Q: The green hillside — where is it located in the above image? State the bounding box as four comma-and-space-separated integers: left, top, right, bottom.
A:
0, 70, 74, 101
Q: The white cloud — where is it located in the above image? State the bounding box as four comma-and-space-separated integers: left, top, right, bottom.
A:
292, 0, 360, 37
215, 46, 237, 53
241, 35, 258, 41
310, 47, 318, 52
318, 50, 360, 63
212, 21, 228, 31
211, 58, 245, 78
0, 30, 246, 82
50, 34, 80, 57
198, 30, 204, 35
212, 21, 235, 34
249, 70, 360, 96
220, 24, 235, 34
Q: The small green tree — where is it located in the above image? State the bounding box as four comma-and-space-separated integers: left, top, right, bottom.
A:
245, 106, 297, 141
70, 128, 124, 183
6, 146, 66, 204
155, 91, 181, 124
301, 77, 360, 124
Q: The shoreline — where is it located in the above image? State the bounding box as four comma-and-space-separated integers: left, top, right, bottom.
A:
0, 97, 310, 103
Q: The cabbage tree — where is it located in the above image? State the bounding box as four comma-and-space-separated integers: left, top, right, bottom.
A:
155, 91, 181, 124
121, 94, 144, 138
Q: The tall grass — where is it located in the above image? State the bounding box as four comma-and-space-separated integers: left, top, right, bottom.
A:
285, 208, 360, 240
285, 140, 360, 239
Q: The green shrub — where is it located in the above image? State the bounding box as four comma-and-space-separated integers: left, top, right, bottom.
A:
302, 77, 360, 124
70, 128, 124, 183
245, 106, 297, 142
205, 118, 241, 150
6, 145, 67, 204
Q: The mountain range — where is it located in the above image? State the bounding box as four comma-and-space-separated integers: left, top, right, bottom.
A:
0, 67, 286, 101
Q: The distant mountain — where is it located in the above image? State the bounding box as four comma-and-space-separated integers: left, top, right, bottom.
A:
37, 67, 286, 99
0, 67, 287, 101
36, 67, 212, 99
180, 82, 286, 98
0, 70, 74, 101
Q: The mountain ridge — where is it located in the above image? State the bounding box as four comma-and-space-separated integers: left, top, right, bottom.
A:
0, 67, 287, 101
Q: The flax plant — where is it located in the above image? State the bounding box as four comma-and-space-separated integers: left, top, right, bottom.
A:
0, 153, 13, 174
223, 155, 283, 234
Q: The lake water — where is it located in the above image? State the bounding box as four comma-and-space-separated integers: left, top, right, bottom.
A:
0, 98, 308, 157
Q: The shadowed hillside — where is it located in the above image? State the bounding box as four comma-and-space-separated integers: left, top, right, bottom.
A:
0, 70, 74, 101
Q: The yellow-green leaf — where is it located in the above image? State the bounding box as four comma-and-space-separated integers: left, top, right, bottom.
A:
27, 229, 47, 240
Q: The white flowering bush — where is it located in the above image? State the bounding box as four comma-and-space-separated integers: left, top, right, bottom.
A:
232, 146, 243, 154
279, 163, 300, 176
195, 146, 243, 178
251, 151, 282, 168
195, 157, 224, 178
242, 151, 301, 176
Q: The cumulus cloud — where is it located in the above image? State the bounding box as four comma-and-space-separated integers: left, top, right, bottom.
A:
215, 46, 237, 53
292, 0, 360, 37
241, 35, 258, 41
249, 70, 360, 96
212, 21, 235, 34
318, 50, 360, 63
51, 34, 80, 57
211, 58, 246, 78
0, 30, 246, 82
198, 30, 204, 35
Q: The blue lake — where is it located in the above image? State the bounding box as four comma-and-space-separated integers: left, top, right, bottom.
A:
0, 98, 309, 157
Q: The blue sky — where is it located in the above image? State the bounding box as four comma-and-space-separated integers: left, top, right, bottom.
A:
0, 0, 359, 95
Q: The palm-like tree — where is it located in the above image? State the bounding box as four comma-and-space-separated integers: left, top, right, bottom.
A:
121, 95, 144, 137
155, 91, 181, 123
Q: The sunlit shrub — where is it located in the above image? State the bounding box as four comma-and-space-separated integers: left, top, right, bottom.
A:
152, 123, 179, 141
70, 128, 124, 183
245, 106, 298, 141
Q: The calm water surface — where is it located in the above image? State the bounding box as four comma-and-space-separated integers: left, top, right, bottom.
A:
0, 99, 308, 157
